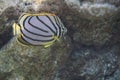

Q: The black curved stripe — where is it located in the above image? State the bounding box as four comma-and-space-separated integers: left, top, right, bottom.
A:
28, 17, 48, 33
36, 16, 56, 34
56, 16, 64, 37
24, 25, 53, 37
18, 14, 26, 23
53, 16, 62, 38
45, 15, 58, 35
18, 34, 45, 46
20, 35, 48, 46
17, 34, 31, 45
21, 16, 53, 37
20, 29, 54, 42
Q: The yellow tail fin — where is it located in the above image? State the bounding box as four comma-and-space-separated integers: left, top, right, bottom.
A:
12, 23, 21, 35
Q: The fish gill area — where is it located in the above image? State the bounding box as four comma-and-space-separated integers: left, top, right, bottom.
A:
0, 0, 120, 80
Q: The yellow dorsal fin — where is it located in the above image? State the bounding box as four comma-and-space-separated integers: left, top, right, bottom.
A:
23, 13, 56, 16
12, 23, 21, 35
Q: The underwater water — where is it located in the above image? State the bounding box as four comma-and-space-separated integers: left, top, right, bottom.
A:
0, 0, 120, 80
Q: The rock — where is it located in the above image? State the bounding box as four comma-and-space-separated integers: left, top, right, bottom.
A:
0, 36, 71, 80
0, 0, 120, 80
0, 0, 19, 15
60, 0, 120, 48
65, 0, 118, 19
54, 45, 120, 80
0, 7, 18, 48
72, 20, 113, 47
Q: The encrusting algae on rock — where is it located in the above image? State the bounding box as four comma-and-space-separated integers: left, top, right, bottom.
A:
0, 35, 70, 80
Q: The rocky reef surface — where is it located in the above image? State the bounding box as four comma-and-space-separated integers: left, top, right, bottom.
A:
0, 0, 120, 80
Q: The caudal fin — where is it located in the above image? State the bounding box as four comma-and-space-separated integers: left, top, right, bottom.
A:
12, 23, 21, 35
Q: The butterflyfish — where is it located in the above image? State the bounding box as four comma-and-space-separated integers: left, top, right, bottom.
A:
12, 13, 67, 47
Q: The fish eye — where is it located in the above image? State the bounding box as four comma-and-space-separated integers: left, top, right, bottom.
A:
63, 27, 67, 32
24, 2, 31, 6
61, 27, 65, 32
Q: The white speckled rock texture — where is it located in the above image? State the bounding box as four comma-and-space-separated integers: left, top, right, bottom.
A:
0, 0, 19, 14
0, 37, 71, 80
65, 0, 118, 18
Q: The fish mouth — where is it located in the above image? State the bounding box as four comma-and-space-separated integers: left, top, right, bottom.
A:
62, 27, 67, 36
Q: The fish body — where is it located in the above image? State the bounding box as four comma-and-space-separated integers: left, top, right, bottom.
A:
13, 13, 67, 47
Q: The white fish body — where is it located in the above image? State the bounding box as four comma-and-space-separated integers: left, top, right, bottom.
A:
13, 13, 67, 47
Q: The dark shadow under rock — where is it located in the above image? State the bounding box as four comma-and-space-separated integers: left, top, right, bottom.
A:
0, 7, 19, 48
